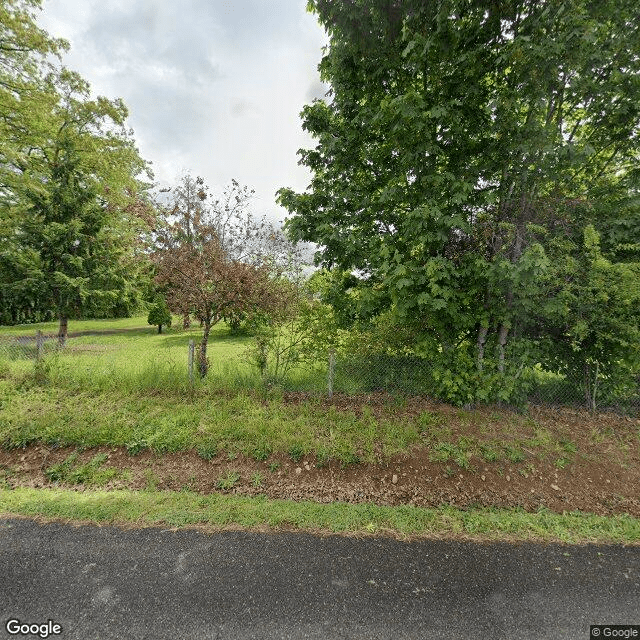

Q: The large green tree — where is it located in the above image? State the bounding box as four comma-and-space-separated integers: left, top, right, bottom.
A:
279, 0, 640, 405
14, 71, 151, 342
0, 1, 153, 337
1, 0, 68, 227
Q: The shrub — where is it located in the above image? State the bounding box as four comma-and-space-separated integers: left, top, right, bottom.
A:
147, 297, 172, 334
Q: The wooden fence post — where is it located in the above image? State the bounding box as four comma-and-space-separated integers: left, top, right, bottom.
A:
188, 340, 195, 386
327, 348, 336, 398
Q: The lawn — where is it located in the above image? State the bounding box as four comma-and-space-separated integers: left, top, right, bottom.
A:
0, 315, 255, 385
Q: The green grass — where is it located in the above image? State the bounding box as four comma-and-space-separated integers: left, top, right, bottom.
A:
0, 315, 147, 337
0, 315, 636, 474
0, 374, 422, 464
196, 442, 218, 461
0, 487, 638, 544
44, 452, 124, 486
1, 316, 638, 543
216, 471, 241, 490
0, 316, 257, 391
503, 445, 527, 463
0, 367, 628, 471
480, 443, 499, 462
251, 472, 264, 487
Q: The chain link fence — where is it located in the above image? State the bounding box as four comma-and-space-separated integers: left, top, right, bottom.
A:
255, 348, 640, 414
1, 329, 638, 415
292, 352, 640, 415
0, 331, 56, 362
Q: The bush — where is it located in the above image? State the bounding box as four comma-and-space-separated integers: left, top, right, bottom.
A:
147, 297, 172, 334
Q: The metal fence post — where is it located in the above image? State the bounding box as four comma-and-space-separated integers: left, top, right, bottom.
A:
36, 330, 44, 361
327, 348, 335, 398
188, 339, 195, 386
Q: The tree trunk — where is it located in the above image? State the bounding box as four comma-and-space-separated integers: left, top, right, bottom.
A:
477, 325, 488, 372
182, 313, 191, 330
158, 324, 162, 334
584, 361, 598, 412
497, 324, 509, 374
58, 314, 68, 348
198, 319, 211, 378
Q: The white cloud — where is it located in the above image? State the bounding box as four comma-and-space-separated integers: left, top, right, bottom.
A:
40, 0, 329, 221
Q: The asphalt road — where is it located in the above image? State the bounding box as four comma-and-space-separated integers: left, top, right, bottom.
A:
0, 517, 638, 639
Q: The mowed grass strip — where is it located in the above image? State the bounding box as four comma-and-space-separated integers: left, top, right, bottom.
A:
0, 316, 150, 337
1, 487, 638, 544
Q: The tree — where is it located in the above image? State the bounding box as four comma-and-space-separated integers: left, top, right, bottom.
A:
0, 0, 66, 81
157, 175, 209, 329
154, 177, 292, 377
0, 1, 153, 336
533, 225, 640, 410
0, 0, 68, 171
7, 68, 151, 342
278, 0, 640, 403
147, 296, 172, 334
1, 0, 67, 230
0, 0, 66, 325
243, 277, 308, 380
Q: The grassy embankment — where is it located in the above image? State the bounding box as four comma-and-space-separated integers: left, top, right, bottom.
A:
1, 316, 639, 543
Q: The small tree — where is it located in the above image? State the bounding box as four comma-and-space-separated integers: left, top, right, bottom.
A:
244, 278, 308, 380
147, 296, 172, 334
156, 226, 278, 376
154, 177, 295, 377
159, 174, 209, 329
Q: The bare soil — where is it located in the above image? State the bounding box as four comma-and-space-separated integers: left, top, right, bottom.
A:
2, 395, 639, 517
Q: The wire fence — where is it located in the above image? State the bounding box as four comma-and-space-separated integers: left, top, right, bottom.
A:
327, 353, 640, 415
1, 330, 639, 415
0, 331, 53, 361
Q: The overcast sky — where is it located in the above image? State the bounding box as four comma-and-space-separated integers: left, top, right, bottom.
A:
39, 0, 329, 222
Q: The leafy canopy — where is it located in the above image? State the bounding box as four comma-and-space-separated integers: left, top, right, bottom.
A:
0, 1, 154, 330
278, 0, 640, 406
